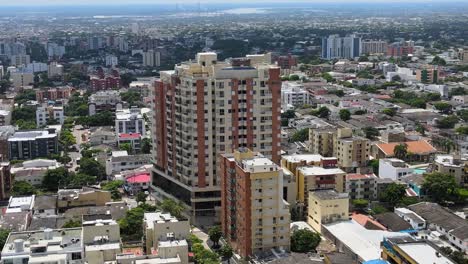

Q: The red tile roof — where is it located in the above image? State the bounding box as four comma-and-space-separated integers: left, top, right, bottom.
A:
125, 173, 150, 183
119, 133, 141, 139
346, 173, 377, 180
376, 140, 436, 156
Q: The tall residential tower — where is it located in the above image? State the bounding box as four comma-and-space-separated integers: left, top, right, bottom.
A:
150, 52, 281, 223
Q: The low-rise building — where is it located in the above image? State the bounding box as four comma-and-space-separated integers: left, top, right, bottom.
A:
373, 140, 437, 162
378, 158, 414, 181
118, 133, 142, 152
307, 189, 349, 233
394, 207, 426, 230
11, 159, 61, 186
88, 90, 124, 116
57, 188, 112, 210
433, 155, 468, 186
106, 151, 151, 176
345, 173, 378, 200
381, 236, 456, 264
8, 129, 59, 160
124, 173, 150, 195
281, 82, 311, 109
1, 228, 83, 264
407, 202, 468, 253
82, 216, 122, 264
143, 212, 190, 260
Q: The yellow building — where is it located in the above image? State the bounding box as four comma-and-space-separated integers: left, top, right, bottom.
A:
297, 166, 346, 204
309, 128, 335, 157
281, 154, 323, 175
333, 128, 370, 171
307, 189, 349, 233
221, 149, 290, 258
57, 188, 112, 209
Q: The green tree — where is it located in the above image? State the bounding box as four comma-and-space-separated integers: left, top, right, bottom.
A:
382, 108, 396, 117
363, 127, 380, 140
354, 109, 367, 115
160, 199, 185, 219
136, 191, 148, 204
119, 143, 133, 153
291, 128, 309, 142
455, 126, 468, 135
11, 181, 37, 195
208, 226, 222, 247
433, 102, 452, 114
316, 106, 330, 119
322, 73, 334, 82
289, 75, 300, 81
290, 229, 321, 253
119, 206, 145, 240
394, 144, 408, 160
391, 75, 402, 82
62, 219, 82, 228
415, 123, 426, 136
352, 199, 369, 211
0, 229, 10, 250
369, 159, 379, 175
59, 129, 76, 149
458, 110, 468, 122
42, 167, 70, 191
78, 158, 106, 180
141, 138, 152, 154
219, 244, 234, 263
339, 109, 351, 121
69, 173, 96, 187
102, 180, 124, 200
422, 173, 458, 203
431, 56, 447, 66
436, 115, 459, 129
379, 183, 406, 207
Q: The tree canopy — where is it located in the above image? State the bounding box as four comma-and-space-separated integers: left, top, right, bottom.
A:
339, 109, 351, 121
291, 128, 309, 142
422, 173, 459, 203
291, 229, 321, 253
379, 183, 406, 207
11, 181, 37, 196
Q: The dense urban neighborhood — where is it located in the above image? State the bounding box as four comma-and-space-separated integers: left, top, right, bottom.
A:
0, 1, 467, 264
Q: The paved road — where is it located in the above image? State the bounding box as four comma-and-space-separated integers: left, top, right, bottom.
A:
192, 227, 211, 250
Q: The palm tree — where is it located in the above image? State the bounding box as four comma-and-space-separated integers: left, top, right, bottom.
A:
394, 144, 408, 160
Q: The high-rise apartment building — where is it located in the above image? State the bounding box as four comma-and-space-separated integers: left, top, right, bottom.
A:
416, 66, 440, 84
321, 35, 361, 60
220, 149, 290, 258
309, 127, 335, 157
10, 55, 30, 66
151, 52, 281, 222
361, 40, 388, 55
8, 129, 59, 160
143, 50, 161, 67
387, 41, 414, 57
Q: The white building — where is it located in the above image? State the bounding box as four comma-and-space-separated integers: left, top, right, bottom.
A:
143, 212, 190, 263
106, 151, 151, 176
281, 82, 310, 110
115, 108, 145, 136
36, 105, 65, 127
105, 55, 119, 67
378, 158, 414, 180
386, 66, 416, 82
6, 195, 35, 214
420, 84, 448, 97
11, 159, 61, 186
394, 207, 426, 230
47, 62, 64, 78
25, 62, 48, 73
142, 50, 161, 67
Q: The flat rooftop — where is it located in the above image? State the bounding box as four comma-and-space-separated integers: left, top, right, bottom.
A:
282, 154, 324, 164
310, 189, 348, 200
398, 243, 455, 264
323, 220, 410, 262
299, 166, 345, 176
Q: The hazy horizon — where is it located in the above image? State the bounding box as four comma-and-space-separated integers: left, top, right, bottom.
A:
0, 0, 464, 6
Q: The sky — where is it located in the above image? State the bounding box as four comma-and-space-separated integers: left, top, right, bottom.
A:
0, 0, 453, 6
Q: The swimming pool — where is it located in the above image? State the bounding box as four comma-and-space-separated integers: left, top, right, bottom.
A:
413, 168, 428, 174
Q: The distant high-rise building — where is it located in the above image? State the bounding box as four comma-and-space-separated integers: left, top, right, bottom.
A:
151, 52, 281, 223
48, 62, 64, 78
105, 55, 119, 67
220, 149, 290, 257
10, 55, 30, 66
387, 41, 414, 57
361, 40, 388, 55
321, 35, 361, 60
46, 42, 66, 59
88, 36, 104, 50
142, 50, 161, 67
131, 23, 140, 35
